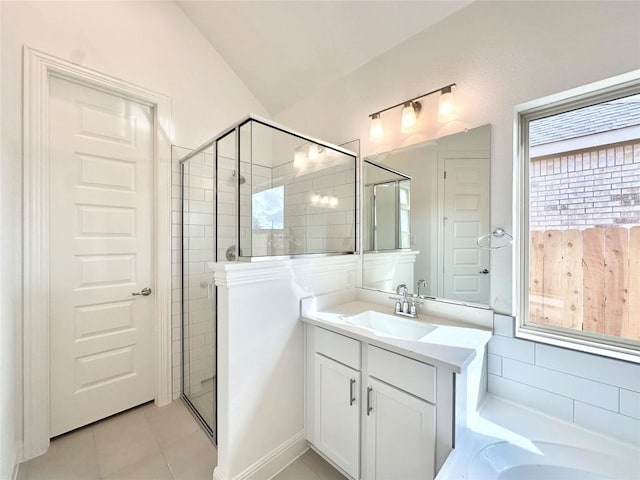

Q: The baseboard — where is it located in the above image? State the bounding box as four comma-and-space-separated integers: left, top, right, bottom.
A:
221, 431, 307, 480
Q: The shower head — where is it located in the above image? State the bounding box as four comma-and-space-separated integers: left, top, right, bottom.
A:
232, 170, 246, 184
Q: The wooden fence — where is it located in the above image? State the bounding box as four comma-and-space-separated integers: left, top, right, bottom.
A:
529, 227, 640, 339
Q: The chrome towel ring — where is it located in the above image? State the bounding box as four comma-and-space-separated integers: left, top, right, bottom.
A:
477, 228, 513, 250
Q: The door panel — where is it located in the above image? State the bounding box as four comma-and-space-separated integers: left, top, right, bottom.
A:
443, 158, 490, 303
313, 354, 360, 479
366, 377, 435, 480
49, 76, 154, 436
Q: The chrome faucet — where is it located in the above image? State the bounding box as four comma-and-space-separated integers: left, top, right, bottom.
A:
396, 284, 409, 312
417, 279, 427, 297
390, 283, 421, 318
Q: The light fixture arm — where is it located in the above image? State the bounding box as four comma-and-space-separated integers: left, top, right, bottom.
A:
369, 82, 456, 118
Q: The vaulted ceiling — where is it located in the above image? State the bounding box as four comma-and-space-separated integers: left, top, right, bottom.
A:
177, 1, 471, 115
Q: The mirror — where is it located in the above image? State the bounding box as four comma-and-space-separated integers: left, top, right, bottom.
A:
362, 124, 491, 307
363, 162, 411, 251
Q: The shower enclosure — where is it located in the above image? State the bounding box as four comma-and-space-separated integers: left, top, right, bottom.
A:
180, 115, 357, 445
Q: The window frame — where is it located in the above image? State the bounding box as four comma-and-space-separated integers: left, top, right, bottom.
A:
514, 70, 640, 364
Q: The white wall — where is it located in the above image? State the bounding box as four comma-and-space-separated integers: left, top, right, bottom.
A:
0, 0, 267, 469
275, 0, 640, 314
212, 257, 358, 480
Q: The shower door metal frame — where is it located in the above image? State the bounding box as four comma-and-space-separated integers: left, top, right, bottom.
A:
180, 144, 218, 444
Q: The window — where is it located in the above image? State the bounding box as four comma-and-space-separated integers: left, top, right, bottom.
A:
252, 185, 284, 230
515, 72, 640, 361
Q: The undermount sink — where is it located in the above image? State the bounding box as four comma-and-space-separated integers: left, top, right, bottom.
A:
341, 310, 437, 340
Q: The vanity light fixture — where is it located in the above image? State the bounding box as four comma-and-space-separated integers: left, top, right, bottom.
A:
310, 191, 338, 208
369, 112, 383, 140
308, 143, 323, 161
400, 101, 422, 133
369, 82, 457, 140
293, 148, 306, 169
438, 85, 456, 123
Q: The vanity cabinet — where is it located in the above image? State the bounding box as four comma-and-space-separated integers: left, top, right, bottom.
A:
307, 326, 442, 480
365, 378, 435, 480
365, 345, 436, 480
312, 326, 362, 479
314, 354, 360, 479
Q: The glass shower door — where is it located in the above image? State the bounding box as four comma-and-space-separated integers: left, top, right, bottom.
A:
181, 145, 216, 442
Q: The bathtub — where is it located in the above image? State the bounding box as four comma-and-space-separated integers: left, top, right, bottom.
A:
468, 440, 639, 479
436, 396, 640, 480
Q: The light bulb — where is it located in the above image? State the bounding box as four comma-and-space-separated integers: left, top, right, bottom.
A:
308, 143, 319, 161
293, 149, 306, 169
329, 196, 338, 207
321, 195, 329, 205
369, 113, 383, 141
311, 193, 320, 204
401, 101, 420, 133
438, 87, 456, 123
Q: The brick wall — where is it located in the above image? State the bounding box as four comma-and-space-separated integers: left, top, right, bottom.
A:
530, 141, 640, 230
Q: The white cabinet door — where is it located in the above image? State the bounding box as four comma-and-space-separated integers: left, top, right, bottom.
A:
314, 353, 360, 479
366, 377, 435, 480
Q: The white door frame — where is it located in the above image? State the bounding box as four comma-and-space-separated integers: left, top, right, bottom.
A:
22, 47, 172, 460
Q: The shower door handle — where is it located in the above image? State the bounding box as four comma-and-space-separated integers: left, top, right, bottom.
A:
132, 287, 152, 296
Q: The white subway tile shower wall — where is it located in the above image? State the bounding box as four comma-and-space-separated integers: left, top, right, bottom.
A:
488, 314, 640, 445
172, 145, 215, 400
270, 158, 356, 255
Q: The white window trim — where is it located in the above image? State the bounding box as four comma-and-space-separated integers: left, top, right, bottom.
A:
513, 69, 640, 364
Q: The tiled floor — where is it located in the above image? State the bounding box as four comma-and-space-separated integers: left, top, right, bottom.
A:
17, 400, 344, 480
18, 400, 216, 480
274, 450, 346, 480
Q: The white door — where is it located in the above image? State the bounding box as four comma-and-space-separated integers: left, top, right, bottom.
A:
365, 378, 435, 480
442, 158, 490, 303
313, 354, 360, 479
49, 76, 155, 436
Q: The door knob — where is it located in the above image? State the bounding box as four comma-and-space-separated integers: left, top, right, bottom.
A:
479, 269, 490, 275
132, 287, 152, 296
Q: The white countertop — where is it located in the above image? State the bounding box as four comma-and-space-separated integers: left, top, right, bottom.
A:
301, 297, 492, 373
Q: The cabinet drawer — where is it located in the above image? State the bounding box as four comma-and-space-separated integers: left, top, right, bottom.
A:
367, 345, 435, 403
315, 327, 361, 370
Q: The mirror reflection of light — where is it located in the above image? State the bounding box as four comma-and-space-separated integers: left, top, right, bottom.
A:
294, 149, 307, 170
308, 143, 319, 160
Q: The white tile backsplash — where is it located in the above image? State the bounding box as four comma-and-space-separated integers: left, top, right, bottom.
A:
487, 353, 502, 376
489, 312, 640, 445
493, 314, 515, 337
487, 335, 535, 363
488, 374, 574, 421
620, 389, 640, 420
502, 358, 619, 411
574, 401, 640, 445
535, 344, 640, 392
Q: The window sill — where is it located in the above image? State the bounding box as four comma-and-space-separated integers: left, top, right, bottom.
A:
516, 325, 640, 364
